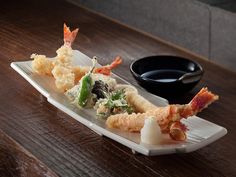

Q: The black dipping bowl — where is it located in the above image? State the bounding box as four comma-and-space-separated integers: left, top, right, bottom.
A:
130, 55, 203, 95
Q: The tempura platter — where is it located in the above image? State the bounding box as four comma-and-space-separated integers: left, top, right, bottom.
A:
11, 50, 227, 156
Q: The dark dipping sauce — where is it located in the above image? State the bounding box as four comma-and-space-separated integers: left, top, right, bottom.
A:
141, 70, 186, 83
130, 55, 204, 96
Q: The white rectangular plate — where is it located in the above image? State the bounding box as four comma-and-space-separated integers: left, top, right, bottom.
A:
11, 50, 227, 156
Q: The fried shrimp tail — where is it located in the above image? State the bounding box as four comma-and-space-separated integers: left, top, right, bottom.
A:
72, 56, 123, 82
63, 23, 79, 47
95, 56, 122, 75
106, 88, 219, 141
190, 87, 219, 114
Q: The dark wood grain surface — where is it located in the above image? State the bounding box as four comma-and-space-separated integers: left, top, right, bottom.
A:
0, 0, 236, 176
0, 129, 59, 177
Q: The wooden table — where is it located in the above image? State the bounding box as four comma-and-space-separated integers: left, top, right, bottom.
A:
1, 0, 236, 176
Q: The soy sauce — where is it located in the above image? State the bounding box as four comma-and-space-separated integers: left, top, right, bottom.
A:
141, 70, 186, 82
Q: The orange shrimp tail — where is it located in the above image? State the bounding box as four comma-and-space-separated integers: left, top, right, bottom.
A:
169, 122, 188, 141
108, 56, 122, 69
95, 56, 122, 75
190, 87, 219, 113
64, 23, 79, 47
95, 67, 111, 76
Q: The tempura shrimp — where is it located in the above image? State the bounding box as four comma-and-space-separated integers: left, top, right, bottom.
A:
51, 24, 78, 91
31, 24, 78, 76
31, 23, 122, 91
53, 23, 79, 66
72, 56, 123, 82
106, 88, 219, 141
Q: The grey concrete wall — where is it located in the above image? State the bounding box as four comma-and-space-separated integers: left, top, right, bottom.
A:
197, 0, 233, 5
68, 0, 236, 71
210, 7, 236, 71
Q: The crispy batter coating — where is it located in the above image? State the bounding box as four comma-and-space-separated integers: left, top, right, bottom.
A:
125, 91, 157, 113
31, 24, 80, 91
31, 54, 54, 75
31, 45, 76, 91
51, 65, 75, 92
106, 106, 171, 132
54, 45, 73, 66
106, 88, 219, 140
114, 84, 157, 113
73, 66, 90, 83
